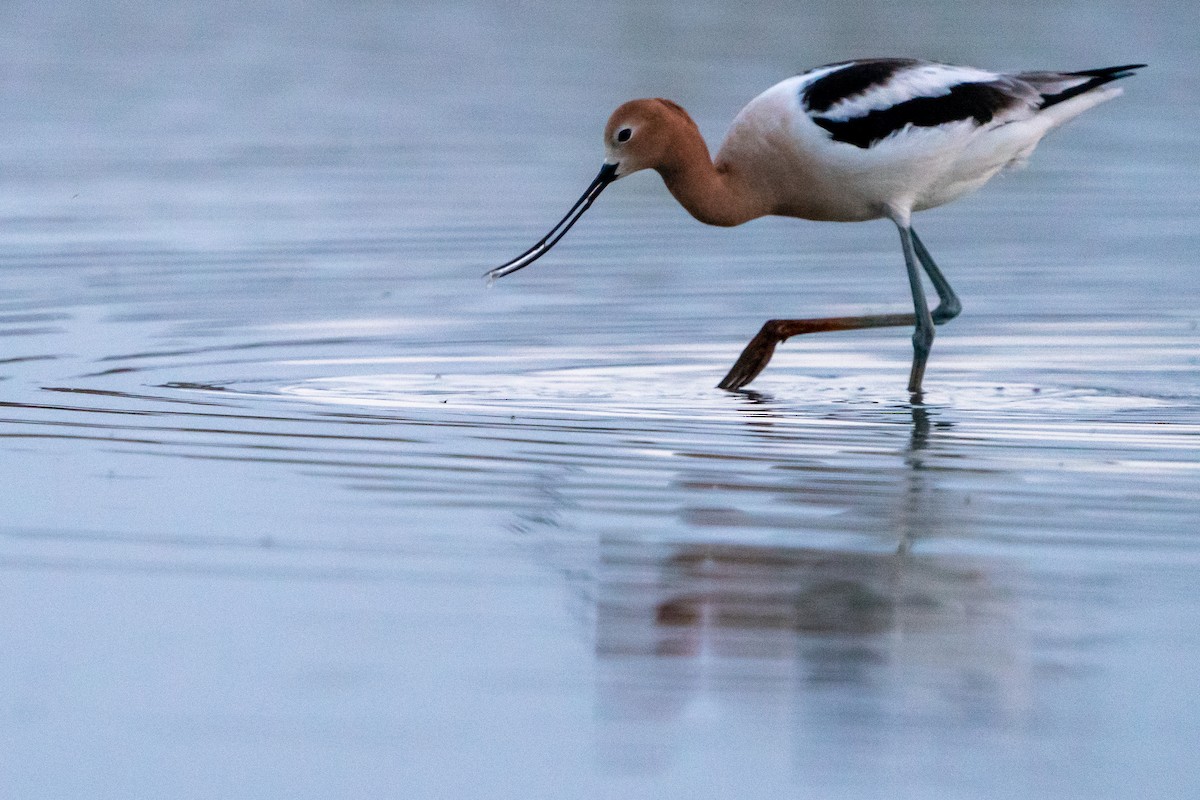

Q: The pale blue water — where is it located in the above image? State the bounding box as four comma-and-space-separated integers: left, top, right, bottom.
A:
2, 2, 1199, 798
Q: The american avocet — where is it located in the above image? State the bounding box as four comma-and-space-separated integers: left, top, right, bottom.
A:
487, 59, 1144, 394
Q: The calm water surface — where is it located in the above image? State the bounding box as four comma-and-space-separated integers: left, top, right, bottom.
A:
2, 2, 1199, 798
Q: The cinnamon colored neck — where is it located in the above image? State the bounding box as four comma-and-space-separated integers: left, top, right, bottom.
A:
653, 114, 770, 228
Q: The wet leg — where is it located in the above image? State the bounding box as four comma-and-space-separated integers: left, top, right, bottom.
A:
898, 224, 935, 394
911, 229, 961, 324
717, 312, 913, 390
716, 227, 959, 392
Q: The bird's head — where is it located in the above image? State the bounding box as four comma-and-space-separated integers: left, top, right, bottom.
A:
485, 98, 695, 282
602, 98, 690, 178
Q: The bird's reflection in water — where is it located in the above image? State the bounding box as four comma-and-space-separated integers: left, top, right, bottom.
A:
596, 537, 1009, 661
593, 401, 1029, 754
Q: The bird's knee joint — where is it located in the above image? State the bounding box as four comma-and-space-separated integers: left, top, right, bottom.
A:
762, 319, 790, 340
933, 299, 962, 324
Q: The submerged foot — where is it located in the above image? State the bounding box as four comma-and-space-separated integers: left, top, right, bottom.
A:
717, 323, 784, 391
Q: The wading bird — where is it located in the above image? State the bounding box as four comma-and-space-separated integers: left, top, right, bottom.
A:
487, 59, 1143, 394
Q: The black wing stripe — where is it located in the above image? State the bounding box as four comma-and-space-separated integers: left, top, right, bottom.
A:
1036, 63, 1146, 109
811, 82, 1019, 149
801, 59, 919, 114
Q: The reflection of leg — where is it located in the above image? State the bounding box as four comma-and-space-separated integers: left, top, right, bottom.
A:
899, 404, 934, 556
717, 227, 962, 392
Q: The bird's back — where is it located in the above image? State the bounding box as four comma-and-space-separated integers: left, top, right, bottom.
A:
714, 60, 1142, 222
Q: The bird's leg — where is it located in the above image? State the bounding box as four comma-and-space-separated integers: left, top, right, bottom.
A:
717, 227, 959, 392
717, 312, 913, 391
911, 229, 961, 324
898, 224, 935, 394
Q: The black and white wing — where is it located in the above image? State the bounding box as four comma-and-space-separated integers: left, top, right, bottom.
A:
797, 59, 1142, 150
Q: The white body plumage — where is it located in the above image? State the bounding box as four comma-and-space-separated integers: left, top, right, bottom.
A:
714, 60, 1130, 224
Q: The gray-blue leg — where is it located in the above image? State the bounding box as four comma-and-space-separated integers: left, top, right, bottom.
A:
911, 229, 962, 324
898, 224, 935, 393
715, 225, 961, 393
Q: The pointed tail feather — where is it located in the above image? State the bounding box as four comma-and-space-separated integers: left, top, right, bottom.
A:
1024, 63, 1146, 110
1067, 64, 1147, 80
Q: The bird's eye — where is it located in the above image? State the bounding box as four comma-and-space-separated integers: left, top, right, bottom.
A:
617, 127, 632, 143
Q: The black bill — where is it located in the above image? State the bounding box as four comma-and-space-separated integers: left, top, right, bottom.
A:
485, 162, 618, 281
